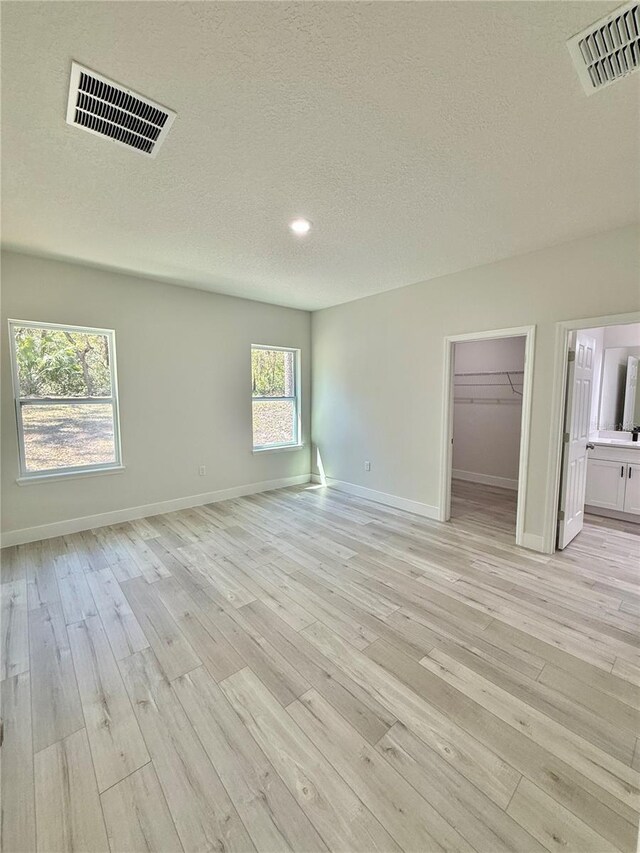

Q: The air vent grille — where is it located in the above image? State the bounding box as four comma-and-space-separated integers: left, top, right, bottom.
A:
66, 63, 175, 157
568, 1, 640, 94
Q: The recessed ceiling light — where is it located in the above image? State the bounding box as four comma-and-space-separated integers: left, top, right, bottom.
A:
289, 218, 312, 235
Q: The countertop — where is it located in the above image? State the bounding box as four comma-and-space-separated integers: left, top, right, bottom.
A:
591, 438, 639, 448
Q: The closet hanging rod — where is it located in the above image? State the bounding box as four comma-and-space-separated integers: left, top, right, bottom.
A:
453, 370, 524, 376
454, 397, 521, 405
454, 381, 522, 386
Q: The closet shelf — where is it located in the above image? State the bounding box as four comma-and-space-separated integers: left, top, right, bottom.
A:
453, 370, 524, 402
454, 369, 524, 398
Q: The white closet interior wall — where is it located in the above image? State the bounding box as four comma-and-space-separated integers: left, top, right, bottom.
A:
452, 337, 526, 490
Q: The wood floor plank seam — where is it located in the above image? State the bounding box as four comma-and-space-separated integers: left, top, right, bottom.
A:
50, 553, 173, 853
287, 687, 474, 853
97, 653, 187, 852
294, 685, 504, 853
360, 624, 638, 849
94, 757, 152, 797
501, 774, 522, 821
118, 647, 256, 852
173, 665, 330, 853
99, 762, 185, 853
219, 665, 401, 852
44, 562, 119, 852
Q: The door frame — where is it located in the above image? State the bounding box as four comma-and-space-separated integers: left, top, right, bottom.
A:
438, 325, 536, 547
544, 310, 640, 553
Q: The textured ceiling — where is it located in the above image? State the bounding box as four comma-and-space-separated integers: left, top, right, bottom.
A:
1, 1, 638, 310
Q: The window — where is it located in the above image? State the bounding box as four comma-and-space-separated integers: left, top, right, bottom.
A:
251, 345, 301, 450
9, 320, 122, 479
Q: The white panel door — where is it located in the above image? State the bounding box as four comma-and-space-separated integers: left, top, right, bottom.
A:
623, 463, 640, 515
558, 333, 596, 549
585, 459, 626, 510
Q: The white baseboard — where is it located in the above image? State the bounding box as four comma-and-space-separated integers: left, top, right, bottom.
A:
311, 474, 439, 519
520, 531, 549, 553
452, 469, 518, 491
310, 474, 551, 554
1, 474, 311, 547
585, 505, 640, 524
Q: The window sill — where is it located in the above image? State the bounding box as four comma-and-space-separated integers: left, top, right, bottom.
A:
16, 465, 126, 486
252, 444, 305, 455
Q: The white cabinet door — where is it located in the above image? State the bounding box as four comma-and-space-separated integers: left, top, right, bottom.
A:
623, 464, 640, 515
585, 459, 626, 510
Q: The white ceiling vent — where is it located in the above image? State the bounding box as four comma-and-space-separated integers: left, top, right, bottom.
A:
567, 1, 640, 94
66, 62, 176, 157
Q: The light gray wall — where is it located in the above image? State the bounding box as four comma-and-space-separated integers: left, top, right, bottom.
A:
311, 224, 640, 548
1, 251, 311, 537
603, 322, 640, 349
452, 337, 525, 483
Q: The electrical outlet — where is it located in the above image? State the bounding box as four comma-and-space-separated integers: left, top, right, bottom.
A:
199, 465, 206, 476
364, 461, 371, 471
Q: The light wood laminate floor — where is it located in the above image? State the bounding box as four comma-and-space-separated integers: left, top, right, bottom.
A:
1, 480, 639, 853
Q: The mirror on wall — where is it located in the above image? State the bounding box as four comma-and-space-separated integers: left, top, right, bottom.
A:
599, 345, 640, 431
622, 355, 638, 430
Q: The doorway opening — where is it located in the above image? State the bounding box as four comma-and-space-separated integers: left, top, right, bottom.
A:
439, 326, 535, 547
556, 320, 640, 550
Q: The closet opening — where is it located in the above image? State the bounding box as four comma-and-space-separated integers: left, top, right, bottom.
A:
439, 326, 535, 547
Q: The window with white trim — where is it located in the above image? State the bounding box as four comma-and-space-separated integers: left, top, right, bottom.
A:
251, 345, 301, 450
9, 320, 122, 478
